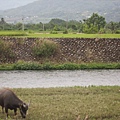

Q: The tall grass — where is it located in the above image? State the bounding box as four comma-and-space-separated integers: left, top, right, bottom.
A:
1, 86, 119, 120
0, 40, 16, 63
32, 39, 59, 58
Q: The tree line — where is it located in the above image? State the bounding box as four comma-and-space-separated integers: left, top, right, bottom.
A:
0, 13, 120, 34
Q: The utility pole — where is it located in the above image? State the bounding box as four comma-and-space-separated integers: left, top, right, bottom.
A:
43, 23, 44, 31
22, 17, 24, 31
2, 22, 5, 30
1, 18, 5, 30
66, 16, 68, 30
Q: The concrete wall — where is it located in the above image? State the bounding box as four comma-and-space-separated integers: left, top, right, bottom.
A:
0, 37, 120, 63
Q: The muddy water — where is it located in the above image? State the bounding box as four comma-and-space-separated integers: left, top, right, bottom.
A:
0, 70, 120, 88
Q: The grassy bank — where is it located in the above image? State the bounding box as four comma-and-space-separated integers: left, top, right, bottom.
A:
0, 62, 120, 70
0, 86, 120, 120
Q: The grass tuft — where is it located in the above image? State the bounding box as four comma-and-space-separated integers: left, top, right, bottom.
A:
32, 39, 59, 58
0, 40, 16, 63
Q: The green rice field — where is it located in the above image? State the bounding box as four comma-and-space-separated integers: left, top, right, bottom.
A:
0, 31, 120, 38
27, 33, 120, 38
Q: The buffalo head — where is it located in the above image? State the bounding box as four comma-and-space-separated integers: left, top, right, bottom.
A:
19, 103, 28, 118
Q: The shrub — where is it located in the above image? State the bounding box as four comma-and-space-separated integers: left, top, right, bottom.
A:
32, 39, 59, 58
115, 30, 120, 34
63, 30, 68, 34
0, 40, 16, 63
62, 63, 80, 70
42, 62, 53, 70
50, 31, 58, 34
13, 60, 42, 70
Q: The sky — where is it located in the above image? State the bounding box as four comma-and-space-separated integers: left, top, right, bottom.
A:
0, 0, 37, 10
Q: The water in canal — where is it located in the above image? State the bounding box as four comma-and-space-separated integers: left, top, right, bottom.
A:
0, 70, 120, 88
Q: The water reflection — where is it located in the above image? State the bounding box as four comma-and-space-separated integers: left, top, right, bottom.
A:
0, 70, 120, 88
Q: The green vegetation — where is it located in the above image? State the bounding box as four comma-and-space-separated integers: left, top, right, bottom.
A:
0, 31, 120, 38
0, 13, 119, 68
27, 33, 120, 38
0, 62, 119, 70
12, 62, 120, 70
0, 31, 27, 36
32, 39, 59, 58
0, 13, 119, 38
82, 13, 106, 34
0, 86, 119, 120
0, 64, 14, 70
0, 13, 120, 34
0, 40, 16, 63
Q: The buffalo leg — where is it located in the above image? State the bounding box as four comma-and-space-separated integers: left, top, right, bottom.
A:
2, 106, 4, 113
14, 108, 17, 116
5, 107, 8, 118
14, 108, 18, 120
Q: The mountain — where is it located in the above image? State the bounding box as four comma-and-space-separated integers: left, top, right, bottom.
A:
1, 0, 120, 23
0, 0, 37, 10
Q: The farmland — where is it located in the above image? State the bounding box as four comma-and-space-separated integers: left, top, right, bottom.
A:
0, 31, 120, 38
27, 33, 120, 38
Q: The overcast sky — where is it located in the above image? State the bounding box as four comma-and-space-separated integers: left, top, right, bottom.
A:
0, 0, 37, 10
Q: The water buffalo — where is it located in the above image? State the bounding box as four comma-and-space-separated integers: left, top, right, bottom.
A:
0, 88, 29, 119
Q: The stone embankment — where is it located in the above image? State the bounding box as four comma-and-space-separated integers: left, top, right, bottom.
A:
0, 37, 120, 63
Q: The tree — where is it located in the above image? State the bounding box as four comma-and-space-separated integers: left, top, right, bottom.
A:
15, 23, 22, 30
49, 18, 66, 26
83, 13, 106, 33
48, 18, 66, 31
1, 18, 5, 23
67, 20, 79, 31
53, 25, 60, 31
0, 18, 6, 30
105, 21, 120, 33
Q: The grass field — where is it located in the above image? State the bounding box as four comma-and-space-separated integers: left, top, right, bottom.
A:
27, 33, 120, 38
0, 31, 120, 38
0, 31, 27, 36
0, 86, 120, 120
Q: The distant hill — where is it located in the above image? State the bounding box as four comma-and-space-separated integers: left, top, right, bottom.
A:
1, 0, 120, 23
0, 0, 36, 10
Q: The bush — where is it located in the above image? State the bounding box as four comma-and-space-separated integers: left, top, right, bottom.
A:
115, 30, 120, 34
13, 60, 42, 70
63, 30, 68, 34
32, 39, 59, 58
50, 31, 58, 34
0, 40, 16, 63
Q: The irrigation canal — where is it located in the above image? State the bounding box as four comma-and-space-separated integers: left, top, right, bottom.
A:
0, 70, 120, 88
